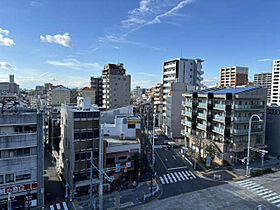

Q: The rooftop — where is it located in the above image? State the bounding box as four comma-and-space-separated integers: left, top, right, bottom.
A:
201, 86, 262, 94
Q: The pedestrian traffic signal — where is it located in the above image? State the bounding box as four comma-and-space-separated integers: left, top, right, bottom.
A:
108, 184, 111, 191
124, 167, 127, 173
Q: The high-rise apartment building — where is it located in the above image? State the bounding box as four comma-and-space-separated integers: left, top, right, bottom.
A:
270, 59, 280, 105
253, 73, 272, 104
90, 77, 103, 107
220, 66, 248, 87
58, 100, 100, 199
181, 87, 266, 166
102, 63, 131, 110
0, 104, 44, 209
162, 58, 204, 113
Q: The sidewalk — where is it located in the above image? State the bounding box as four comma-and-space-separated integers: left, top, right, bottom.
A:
72, 181, 159, 209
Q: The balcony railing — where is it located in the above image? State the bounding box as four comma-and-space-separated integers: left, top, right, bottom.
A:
183, 101, 193, 107
197, 123, 207, 130
198, 102, 207, 108
213, 126, 224, 134
181, 111, 192, 117
198, 113, 206, 119
214, 104, 225, 109
233, 129, 248, 134
234, 105, 265, 110
233, 117, 250, 122
213, 115, 225, 122
183, 120, 192, 127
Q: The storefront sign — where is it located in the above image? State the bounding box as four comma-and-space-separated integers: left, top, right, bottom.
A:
127, 120, 141, 124
0, 182, 37, 195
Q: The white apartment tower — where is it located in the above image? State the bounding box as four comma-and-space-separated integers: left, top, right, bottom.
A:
254, 73, 272, 104
162, 58, 204, 114
271, 59, 280, 105
102, 63, 131, 110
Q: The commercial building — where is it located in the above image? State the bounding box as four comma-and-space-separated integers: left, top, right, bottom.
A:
270, 59, 280, 105
164, 82, 187, 140
58, 99, 100, 198
0, 102, 44, 209
253, 73, 272, 104
90, 77, 103, 107
220, 66, 248, 87
0, 75, 19, 95
265, 106, 280, 156
182, 86, 267, 166
78, 87, 96, 105
102, 64, 131, 110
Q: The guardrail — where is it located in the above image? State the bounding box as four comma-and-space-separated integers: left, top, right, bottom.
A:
143, 184, 159, 201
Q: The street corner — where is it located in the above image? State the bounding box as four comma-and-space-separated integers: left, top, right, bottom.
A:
202, 169, 237, 182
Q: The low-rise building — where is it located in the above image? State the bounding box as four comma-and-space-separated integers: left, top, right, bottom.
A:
182, 86, 267, 166
47, 85, 70, 107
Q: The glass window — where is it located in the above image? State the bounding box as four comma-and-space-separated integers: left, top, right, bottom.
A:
128, 124, 135, 129
93, 130, 99, 138
0, 175, 3, 184
6, 174, 14, 183
75, 153, 80, 160
16, 174, 31, 181
23, 148, 30, 155
81, 153, 86, 160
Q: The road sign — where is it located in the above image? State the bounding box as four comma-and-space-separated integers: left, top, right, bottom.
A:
154, 145, 161, 149
115, 163, 121, 173
206, 157, 211, 167
126, 161, 131, 168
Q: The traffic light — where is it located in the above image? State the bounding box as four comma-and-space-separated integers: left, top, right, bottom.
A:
124, 167, 127, 173
108, 184, 111, 191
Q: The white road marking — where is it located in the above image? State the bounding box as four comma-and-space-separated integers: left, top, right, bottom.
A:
272, 199, 280, 204
257, 190, 272, 196
163, 174, 169, 184
236, 180, 249, 184
247, 184, 260, 190
267, 195, 280, 201
262, 192, 277, 199
239, 181, 253, 186
50, 205, 55, 210
56, 203, 61, 209
166, 174, 173, 183
242, 182, 257, 188
177, 171, 185, 180
255, 189, 268, 194
189, 170, 196, 178
181, 171, 189, 180
168, 166, 189, 171
160, 176, 165, 184
185, 170, 193, 179
170, 173, 177, 182
250, 186, 264, 192
174, 172, 182, 182
62, 202, 69, 210
276, 203, 280, 207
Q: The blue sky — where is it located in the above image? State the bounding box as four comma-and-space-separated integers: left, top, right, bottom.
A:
0, 0, 279, 89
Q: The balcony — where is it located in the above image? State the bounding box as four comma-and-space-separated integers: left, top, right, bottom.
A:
182, 110, 192, 117
233, 129, 248, 135
214, 104, 225, 110
182, 120, 192, 127
197, 113, 206, 119
198, 102, 207, 108
183, 101, 193, 107
213, 126, 224, 134
213, 115, 225, 122
233, 117, 250, 122
197, 123, 207, 130
234, 105, 265, 110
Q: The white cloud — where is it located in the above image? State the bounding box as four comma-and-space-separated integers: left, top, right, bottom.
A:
40, 33, 73, 47
30, 1, 43, 7
0, 27, 15, 47
203, 76, 219, 87
257, 58, 272, 62
0, 62, 14, 70
46, 58, 101, 70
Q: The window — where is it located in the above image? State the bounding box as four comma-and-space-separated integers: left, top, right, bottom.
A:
6, 174, 14, 183
23, 148, 30, 156
75, 153, 80, 160
190, 69, 192, 71
16, 174, 31, 181
128, 124, 135, 129
0, 175, 3, 184
81, 153, 87, 160
190, 75, 192, 78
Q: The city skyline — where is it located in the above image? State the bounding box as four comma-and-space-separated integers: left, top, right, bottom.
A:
1, 0, 280, 89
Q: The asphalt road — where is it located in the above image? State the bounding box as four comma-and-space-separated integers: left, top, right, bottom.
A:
153, 133, 224, 200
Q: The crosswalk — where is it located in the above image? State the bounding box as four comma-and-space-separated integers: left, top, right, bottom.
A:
236, 179, 280, 208
159, 170, 196, 185
49, 201, 69, 210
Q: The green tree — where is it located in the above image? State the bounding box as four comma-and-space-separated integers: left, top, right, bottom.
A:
205, 144, 216, 160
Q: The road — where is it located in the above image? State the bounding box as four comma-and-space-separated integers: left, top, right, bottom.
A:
153, 132, 224, 199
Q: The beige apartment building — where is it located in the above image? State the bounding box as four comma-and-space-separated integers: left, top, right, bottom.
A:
47, 85, 71, 106
182, 86, 267, 166
102, 63, 131, 110
253, 73, 272, 104
220, 66, 248, 87
78, 87, 96, 105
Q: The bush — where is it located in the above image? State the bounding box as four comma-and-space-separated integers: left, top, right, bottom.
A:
263, 167, 272, 173
251, 167, 273, 177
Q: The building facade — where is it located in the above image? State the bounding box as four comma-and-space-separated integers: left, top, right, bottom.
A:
265, 106, 280, 156
182, 87, 267, 166
102, 64, 131, 110
0, 108, 44, 209
220, 66, 248, 87
0, 75, 19, 95
47, 85, 71, 107
90, 77, 103, 107
270, 59, 280, 105
78, 87, 96, 105
59, 103, 100, 198
253, 73, 272, 104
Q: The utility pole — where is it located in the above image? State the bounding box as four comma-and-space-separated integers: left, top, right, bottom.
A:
99, 125, 104, 210
7, 193, 11, 210
90, 151, 94, 209
151, 113, 155, 194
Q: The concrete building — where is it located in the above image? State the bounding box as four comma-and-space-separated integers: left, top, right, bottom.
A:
0, 75, 19, 95
220, 66, 248, 87
59, 101, 100, 198
253, 73, 272, 104
0, 105, 44, 209
78, 87, 96, 105
164, 82, 187, 140
102, 63, 131, 110
35, 86, 45, 96
182, 86, 267, 166
47, 85, 71, 107
265, 106, 280, 156
270, 59, 280, 105
90, 77, 103, 107
162, 58, 203, 125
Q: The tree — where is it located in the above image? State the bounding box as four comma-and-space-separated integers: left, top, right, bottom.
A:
205, 144, 216, 160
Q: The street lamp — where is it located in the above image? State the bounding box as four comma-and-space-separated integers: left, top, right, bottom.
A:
246, 114, 263, 177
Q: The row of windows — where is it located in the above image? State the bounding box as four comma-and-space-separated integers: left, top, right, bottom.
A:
75, 151, 99, 161
0, 173, 31, 185
0, 148, 30, 159
74, 112, 100, 118
74, 131, 99, 139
